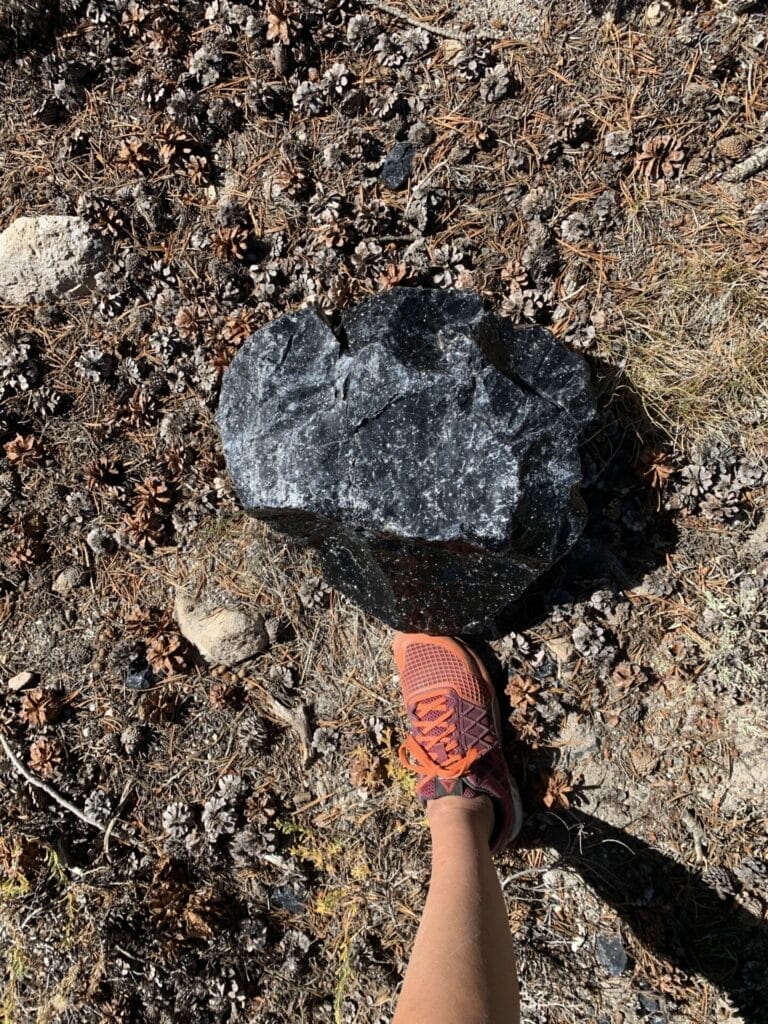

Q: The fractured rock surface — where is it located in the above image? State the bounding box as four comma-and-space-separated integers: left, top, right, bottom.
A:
217, 287, 596, 633
0, 215, 106, 304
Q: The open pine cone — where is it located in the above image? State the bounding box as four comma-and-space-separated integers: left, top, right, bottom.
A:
635, 135, 685, 179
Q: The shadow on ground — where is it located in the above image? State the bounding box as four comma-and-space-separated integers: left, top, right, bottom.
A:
524, 809, 768, 1024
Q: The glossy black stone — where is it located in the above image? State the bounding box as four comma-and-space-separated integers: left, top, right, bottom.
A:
379, 141, 415, 190
595, 933, 629, 976
216, 288, 596, 634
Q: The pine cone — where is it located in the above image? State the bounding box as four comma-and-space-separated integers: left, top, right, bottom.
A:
146, 632, 190, 676
20, 687, 61, 727
86, 456, 124, 491
4, 434, 43, 467
266, 1, 300, 45
716, 135, 748, 160
201, 795, 237, 840
120, 723, 146, 756
212, 224, 251, 261
28, 738, 62, 777
137, 687, 179, 724
635, 135, 685, 179
134, 477, 172, 513
244, 788, 280, 826
162, 801, 193, 840
84, 789, 114, 823
116, 136, 154, 172
209, 680, 240, 708
217, 773, 246, 802
505, 674, 540, 709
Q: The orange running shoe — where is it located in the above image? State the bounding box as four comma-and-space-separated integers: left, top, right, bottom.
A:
394, 632, 523, 854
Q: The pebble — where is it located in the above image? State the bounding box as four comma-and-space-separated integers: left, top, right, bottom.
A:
271, 882, 309, 914
174, 589, 268, 668
379, 142, 415, 190
638, 992, 665, 1019
7, 670, 36, 691
124, 664, 156, 691
0, 215, 107, 305
595, 933, 628, 976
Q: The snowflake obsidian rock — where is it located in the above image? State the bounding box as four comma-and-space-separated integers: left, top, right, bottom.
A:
217, 288, 596, 633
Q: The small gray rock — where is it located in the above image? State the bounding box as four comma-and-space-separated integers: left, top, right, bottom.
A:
0, 216, 107, 305
86, 526, 117, 558
7, 670, 36, 692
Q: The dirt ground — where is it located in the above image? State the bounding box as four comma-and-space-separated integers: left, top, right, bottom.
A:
1, 1, 767, 1022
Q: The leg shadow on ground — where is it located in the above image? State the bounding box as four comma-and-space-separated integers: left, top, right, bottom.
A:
523, 809, 768, 1023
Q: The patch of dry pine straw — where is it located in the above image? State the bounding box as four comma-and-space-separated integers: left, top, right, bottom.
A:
606, 188, 768, 455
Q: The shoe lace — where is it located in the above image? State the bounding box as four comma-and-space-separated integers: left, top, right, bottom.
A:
398, 691, 480, 780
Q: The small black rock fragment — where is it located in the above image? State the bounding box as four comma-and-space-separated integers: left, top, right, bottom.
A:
595, 933, 628, 976
379, 141, 415, 190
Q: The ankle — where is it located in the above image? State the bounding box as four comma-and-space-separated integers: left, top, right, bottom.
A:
427, 794, 495, 843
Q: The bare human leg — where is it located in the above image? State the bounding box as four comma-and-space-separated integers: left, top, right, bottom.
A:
393, 795, 520, 1024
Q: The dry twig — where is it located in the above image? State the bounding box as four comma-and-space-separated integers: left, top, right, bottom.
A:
248, 684, 313, 765
0, 732, 104, 830
722, 141, 768, 183
1, 734, 149, 854
360, 0, 503, 42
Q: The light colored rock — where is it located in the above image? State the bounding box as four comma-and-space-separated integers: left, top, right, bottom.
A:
174, 590, 268, 667
0, 215, 107, 305
7, 670, 36, 692
86, 526, 117, 558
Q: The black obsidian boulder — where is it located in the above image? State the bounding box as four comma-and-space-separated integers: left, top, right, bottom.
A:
216, 288, 596, 634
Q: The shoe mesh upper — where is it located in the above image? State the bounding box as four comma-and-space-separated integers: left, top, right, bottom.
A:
396, 635, 524, 853
402, 642, 485, 707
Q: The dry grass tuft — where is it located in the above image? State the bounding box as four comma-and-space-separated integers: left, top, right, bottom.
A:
607, 214, 768, 454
